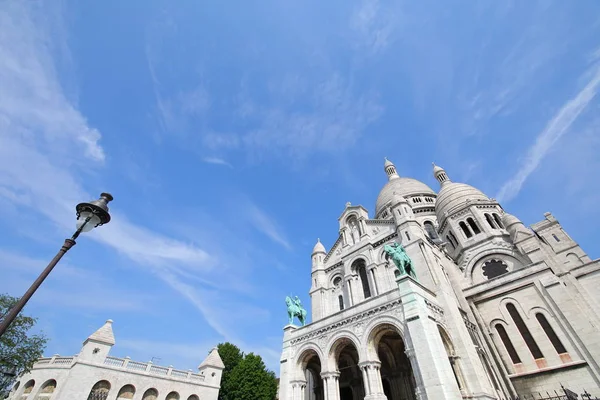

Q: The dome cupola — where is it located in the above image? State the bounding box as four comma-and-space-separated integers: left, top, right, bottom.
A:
433, 164, 490, 224
375, 158, 436, 218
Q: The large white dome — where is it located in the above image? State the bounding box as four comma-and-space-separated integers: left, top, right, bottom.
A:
435, 182, 489, 222
375, 177, 436, 217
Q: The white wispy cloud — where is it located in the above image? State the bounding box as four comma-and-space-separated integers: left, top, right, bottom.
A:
243, 200, 292, 251
0, 0, 267, 350
202, 157, 233, 168
497, 58, 600, 203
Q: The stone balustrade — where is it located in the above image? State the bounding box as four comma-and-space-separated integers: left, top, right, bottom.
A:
32, 355, 204, 383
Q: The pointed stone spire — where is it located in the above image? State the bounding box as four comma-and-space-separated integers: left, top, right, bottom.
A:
312, 238, 326, 254
198, 347, 225, 370
432, 163, 451, 185
84, 319, 115, 346
384, 158, 400, 181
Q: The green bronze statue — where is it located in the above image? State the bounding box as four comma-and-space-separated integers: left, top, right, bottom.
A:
285, 295, 307, 326
384, 242, 417, 280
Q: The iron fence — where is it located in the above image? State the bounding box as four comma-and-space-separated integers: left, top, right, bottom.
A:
512, 385, 599, 400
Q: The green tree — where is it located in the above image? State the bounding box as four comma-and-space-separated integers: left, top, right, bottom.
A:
217, 342, 244, 400
0, 294, 48, 398
217, 343, 278, 400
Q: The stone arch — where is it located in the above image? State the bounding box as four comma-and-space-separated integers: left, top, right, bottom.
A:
295, 344, 325, 400
325, 331, 362, 371
365, 322, 417, 400
187, 396, 199, 400
87, 380, 111, 400
488, 317, 508, 332
166, 391, 180, 400
22, 379, 35, 395
35, 379, 57, 399
328, 334, 365, 400
295, 343, 325, 378
116, 384, 136, 399
365, 318, 405, 358
437, 326, 467, 391
565, 252, 582, 266
498, 297, 528, 320
141, 388, 158, 400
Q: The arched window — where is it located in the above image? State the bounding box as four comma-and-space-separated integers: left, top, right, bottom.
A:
493, 213, 504, 228
536, 313, 567, 354
485, 213, 496, 229
142, 388, 158, 400
166, 392, 180, 400
467, 218, 481, 234
187, 396, 199, 400
495, 324, 521, 364
87, 380, 111, 400
459, 222, 472, 238
338, 295, 344, 311
117, 384, 135, 399
357, 263, 371, 299
35, 380, 57, 400
506, 304, 544, 359
445, 236, 455, 250
405, 231, 411, 241
552, 234, 560, 242
448, 231, 459, 247
482, 260, 508, 280
424, 221, 438, 240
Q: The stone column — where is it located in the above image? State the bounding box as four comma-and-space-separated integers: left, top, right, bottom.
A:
321, 371, 340, 400
397, 276, 462, 400
290, 380, 307, 400
359, 361, 388, 400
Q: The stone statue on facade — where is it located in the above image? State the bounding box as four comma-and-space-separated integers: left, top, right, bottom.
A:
349, 219, 360, 245
286, 295, 307, 326
384, 242, 417, 280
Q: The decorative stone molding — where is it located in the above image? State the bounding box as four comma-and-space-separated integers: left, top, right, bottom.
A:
372, 232, 399, 249
325, 261, 343, 273
289, 300, 402, 345
324, 235, 343, 262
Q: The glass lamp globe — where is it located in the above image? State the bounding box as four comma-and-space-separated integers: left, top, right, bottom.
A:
76, 211, 102, 232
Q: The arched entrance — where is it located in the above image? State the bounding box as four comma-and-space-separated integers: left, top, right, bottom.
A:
297, 348, 324, 400
331, 338, 365, 400
369, 324, 417, 400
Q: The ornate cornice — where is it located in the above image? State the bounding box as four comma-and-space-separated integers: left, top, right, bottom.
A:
325, 261, 343, 274
289, 299, 402, 345
324, 234, 343, 262
372, 232, 399, 249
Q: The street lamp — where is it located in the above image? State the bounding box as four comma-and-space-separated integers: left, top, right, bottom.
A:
0, 193, 113, 337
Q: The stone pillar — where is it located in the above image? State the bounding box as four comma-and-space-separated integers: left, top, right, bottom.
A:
279, 325, 298, 400
360, 361, 388, 400
397, 275, 462, 400
291, 380, 307, 400
321, 371, 340, 400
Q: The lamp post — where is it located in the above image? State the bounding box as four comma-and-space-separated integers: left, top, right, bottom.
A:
0, 193, 113, 338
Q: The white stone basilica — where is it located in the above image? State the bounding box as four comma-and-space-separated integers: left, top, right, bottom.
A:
278, 159, 600, 400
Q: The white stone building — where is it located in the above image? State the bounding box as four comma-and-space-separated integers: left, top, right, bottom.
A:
278, 159, 600, 400
7, 320, 223, 400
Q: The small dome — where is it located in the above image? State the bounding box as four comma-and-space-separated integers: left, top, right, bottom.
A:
376, 178, 436, 217
312, 238, 326, 254
502, 213, 522, 229
435, 182, 489, 223
502, 212, 533, 241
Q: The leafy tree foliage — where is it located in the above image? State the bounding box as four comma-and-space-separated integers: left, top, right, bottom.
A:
0, 294, 48, 398
217, 342, 277, 400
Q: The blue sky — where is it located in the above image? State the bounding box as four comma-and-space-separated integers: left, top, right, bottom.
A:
1, 0, 599, 374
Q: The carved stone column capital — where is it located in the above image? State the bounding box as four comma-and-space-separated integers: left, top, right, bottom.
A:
290, 379, 306, 388
320, 371, 340, 380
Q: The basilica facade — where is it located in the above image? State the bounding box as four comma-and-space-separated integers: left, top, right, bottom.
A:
278, 159, 600, 400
